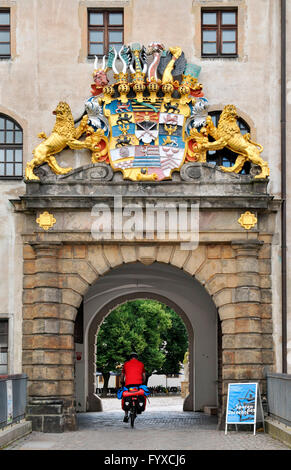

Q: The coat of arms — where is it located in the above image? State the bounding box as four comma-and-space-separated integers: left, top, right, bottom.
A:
25, 43, 269, 181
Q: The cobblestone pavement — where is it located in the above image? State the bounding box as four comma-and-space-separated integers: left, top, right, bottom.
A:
5, 397, 290, 451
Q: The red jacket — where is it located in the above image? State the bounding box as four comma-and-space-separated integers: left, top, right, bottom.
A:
122, 358, 145, 386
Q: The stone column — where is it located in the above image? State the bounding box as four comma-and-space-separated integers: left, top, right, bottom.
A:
218, 240, 272, 426
87, 330, 103, 411
23, 242, 77, 432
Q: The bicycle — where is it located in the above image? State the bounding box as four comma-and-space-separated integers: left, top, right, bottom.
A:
129, 396, 138, 428
122, 387, 147, 428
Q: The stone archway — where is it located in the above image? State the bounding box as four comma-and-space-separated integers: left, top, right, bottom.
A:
79, 262, 218, 414
85, 291, 195, 413
23, 240, 273, 432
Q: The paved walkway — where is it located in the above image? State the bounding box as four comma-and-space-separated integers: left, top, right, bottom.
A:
5, 397, 290, 451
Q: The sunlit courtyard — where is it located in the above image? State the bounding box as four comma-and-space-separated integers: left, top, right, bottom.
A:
101, 395, 184, 412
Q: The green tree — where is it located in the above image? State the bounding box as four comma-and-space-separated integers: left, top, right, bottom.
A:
96, 300, 172, 394
157, 307, 188, 376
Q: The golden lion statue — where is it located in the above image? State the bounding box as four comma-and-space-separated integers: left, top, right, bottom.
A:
205, 105, 269, 179
25, 101, 88, 180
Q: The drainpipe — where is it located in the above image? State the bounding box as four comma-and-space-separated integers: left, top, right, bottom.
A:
281, 0, 287, 373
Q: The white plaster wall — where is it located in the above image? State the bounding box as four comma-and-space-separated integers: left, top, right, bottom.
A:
0, 0, 285, 373
0, 181, 24, 373
286, 0, 291, 373
147, 373, 185, 388
0, 0, 282, 182
95, 374, 185, 390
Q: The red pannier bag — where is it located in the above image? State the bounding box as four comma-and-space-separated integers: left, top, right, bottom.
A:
123, 388, 145, 397
122, 388, 146, 412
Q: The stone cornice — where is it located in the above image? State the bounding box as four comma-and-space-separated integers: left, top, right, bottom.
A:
10, 163, 277, 212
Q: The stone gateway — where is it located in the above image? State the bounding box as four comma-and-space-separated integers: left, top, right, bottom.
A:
8, 39, 278, 432
17, 161, 275, 431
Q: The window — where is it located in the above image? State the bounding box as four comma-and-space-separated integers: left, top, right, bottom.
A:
0, 320, 8, 375
0, 9, 10, 58
207, 111, 250, 174
88, 10, 124, 57
0, 114, 23, 178
201, 9, 237, 57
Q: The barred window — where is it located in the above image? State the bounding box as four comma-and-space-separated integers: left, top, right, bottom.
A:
0, 114, 23, 179
207, 111, 250, 174
201, 9, 238, 57
0, 9, 10, 58
0, 320, 8, 375
88, 9, 124, 57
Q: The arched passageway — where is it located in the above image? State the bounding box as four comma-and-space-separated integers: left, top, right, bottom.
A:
74, 262, 219, 414
23, 239, 272, 432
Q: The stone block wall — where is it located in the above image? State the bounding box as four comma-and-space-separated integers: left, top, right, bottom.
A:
22, 239, 273, 431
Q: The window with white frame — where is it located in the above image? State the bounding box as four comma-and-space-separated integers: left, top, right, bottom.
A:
0, 114, 23, 179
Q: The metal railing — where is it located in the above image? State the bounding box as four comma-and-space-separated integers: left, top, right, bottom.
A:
0, 374, 27, 429
266, 372, 291, 426
95, 386, 182, 396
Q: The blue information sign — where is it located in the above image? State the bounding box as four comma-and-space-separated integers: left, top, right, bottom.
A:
225, 383, 262, 435
226, 383, 257, 423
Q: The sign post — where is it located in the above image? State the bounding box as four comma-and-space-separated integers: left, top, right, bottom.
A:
225, 382, 264, 435
6, 379, 13, 425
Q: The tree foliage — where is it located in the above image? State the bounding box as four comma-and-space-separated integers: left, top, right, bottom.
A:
96, 300, 188, 387
158, 307, 188, 376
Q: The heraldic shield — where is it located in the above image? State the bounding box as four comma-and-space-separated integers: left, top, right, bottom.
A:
25, 42, 269, 181
106, 98, 189, 181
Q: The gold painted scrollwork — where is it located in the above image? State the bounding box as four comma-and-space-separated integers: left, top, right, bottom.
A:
36, 211, 56, 231
238, 211, 258, 230
68, 126, 109, 164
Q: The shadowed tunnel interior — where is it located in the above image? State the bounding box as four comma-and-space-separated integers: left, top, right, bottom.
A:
74, 262, 220, 416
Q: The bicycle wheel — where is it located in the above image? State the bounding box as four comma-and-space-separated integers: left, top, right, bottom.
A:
130, 409, 136, 428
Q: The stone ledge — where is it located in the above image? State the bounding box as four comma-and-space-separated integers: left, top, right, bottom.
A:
26, 414, 65, 433
0, 420, 32, 449
204, 406, 218, 416
12, 161, 274, 212
25, 398, 68, 432
18, 195, 273, 211
265, 417, 291, 448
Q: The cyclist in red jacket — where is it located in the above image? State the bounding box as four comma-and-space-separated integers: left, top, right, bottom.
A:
120, 352, 146, 422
